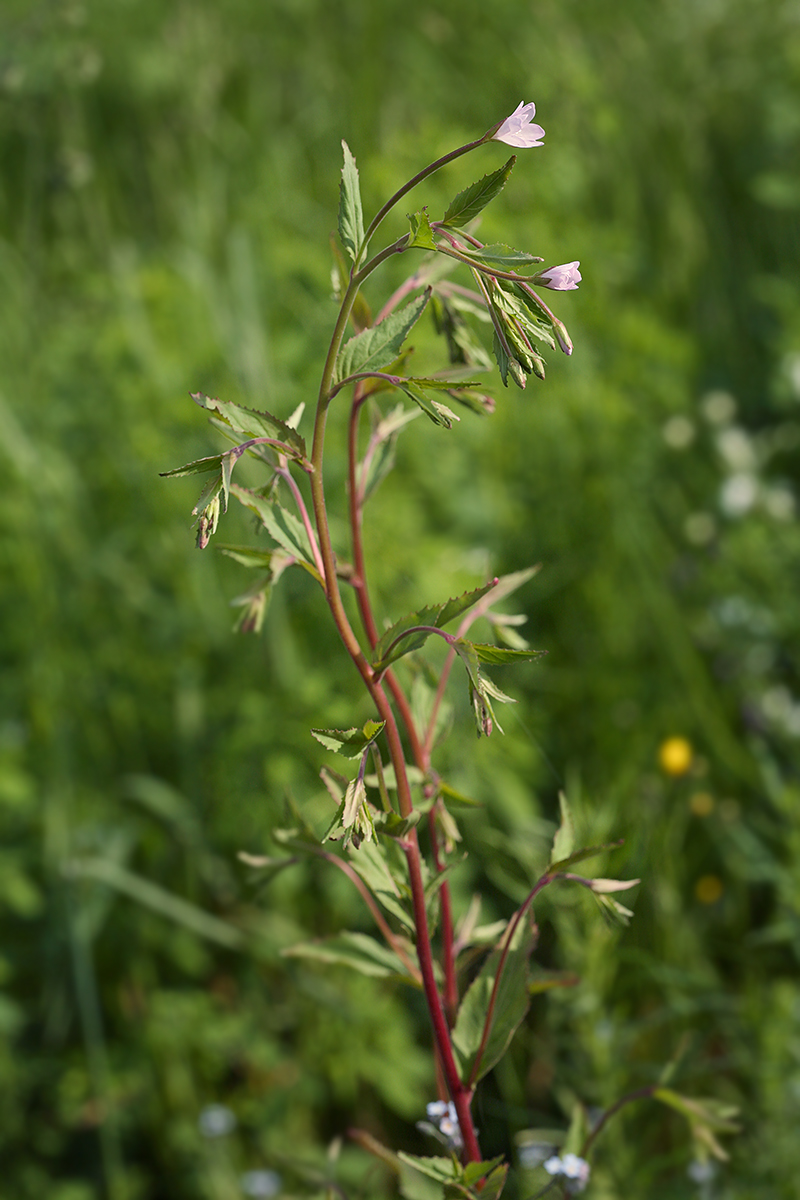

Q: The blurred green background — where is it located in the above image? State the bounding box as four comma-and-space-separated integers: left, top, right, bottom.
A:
2, 0, 800, 1197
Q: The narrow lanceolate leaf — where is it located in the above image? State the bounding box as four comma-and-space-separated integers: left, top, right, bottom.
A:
456, 243, 544, 273
471, 643, 545, 665
442, 157, 516, 228
311, 720, 385, 759
229, 483, 322, 583
335, 291, 431, 384
282, 931, 411, 979
191, 393, 306, 459
160, 454, 224, 478
548, 840, 624, 872
452, 911, 535, 1083
549, 792, 575, 867
338, 140, 364, 263
372, 579, 498, 671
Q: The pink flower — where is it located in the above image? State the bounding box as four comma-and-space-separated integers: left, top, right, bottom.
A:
535, 261, 581, 290
492, 102, 545, 149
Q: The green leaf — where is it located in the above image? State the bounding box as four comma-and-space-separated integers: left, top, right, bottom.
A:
408, 209, 437, 249
282, 931, 411, 979
471, 1163, 508, 1200
549, 793, 575, 867
346, 840, 415, 933
217, 544, 280, 569
405, 376, 485, 391
398, 381, 460, 429
471, 643, 545, 665
335, 291, 431, 384
399, 1160, 448, 1200
653, 1089, 740, 1161
397, 1155, 457, 1185
338, 140, 364, 263
191, 392, 306, 459
452, 911, 535, 1083
359, 402, 421, 502
372, 580, 498, 671
493, 283, 557, 352
442, 157, 516, 228
456, 243, 544, 273
160, 453, 224, 478
373, 809, 421, 838
462, 1158, 505, 1189
311, 720, 385, 759
437, 781, 482, 808
229, 484, 322, 583
528, 966, 580, 995
548, 839, 624, 872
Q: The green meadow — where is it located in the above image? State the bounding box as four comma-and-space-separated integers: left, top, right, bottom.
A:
2, 0, 800, 1196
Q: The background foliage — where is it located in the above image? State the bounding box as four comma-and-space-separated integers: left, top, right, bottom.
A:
2, 0, 800, 1197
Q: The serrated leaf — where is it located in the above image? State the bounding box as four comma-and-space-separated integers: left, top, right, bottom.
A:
191, 392, 306, 459
282, 931, 411, 978
229, 483, 322, 583
311, 720, 385, 759
452, 912, 535, 1083
398, 381, 460, 428
373, 580, 498, 671
338, 140, 364, 263
462, 1158, 505, 1188
335, 291, 430, 384
549, 793, 575, 867
160, 454, 224, 478
442, 157, 516, 228
397, 1155, 457, 1185
408, 209, 437, 249
473, 1163, 508, 1200
471, 643, 544, 665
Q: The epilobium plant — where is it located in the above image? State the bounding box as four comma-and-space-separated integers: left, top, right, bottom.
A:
164, 103, 737, 1198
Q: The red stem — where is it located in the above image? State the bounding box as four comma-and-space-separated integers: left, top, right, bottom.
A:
348, 391, 460, 1025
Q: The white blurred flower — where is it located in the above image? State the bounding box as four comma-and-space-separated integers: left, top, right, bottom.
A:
701, 390, 736, 425
662, 415, 695, 449
492, 102, 545, 148
543, 1153, 590, 1193
425, 1100, 463, 1150
241, 1170, 281, 1197
716, 426, 756, 472
688, 1159, 716, 1184
719, 473, 758, 517
198, 1104, 236, 1138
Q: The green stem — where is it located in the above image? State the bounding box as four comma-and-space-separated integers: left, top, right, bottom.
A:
357, 136, 491, 267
